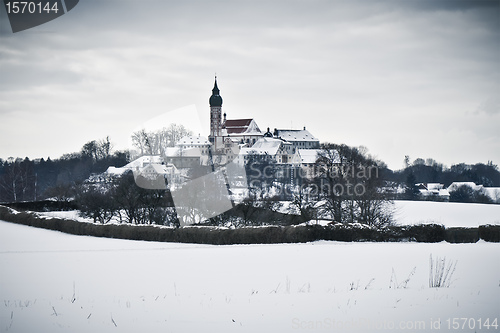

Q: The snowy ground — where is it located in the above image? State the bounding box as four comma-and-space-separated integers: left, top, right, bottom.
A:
0, 220, 499, 332
394, 201, 500, 227
34, 210, 92, 223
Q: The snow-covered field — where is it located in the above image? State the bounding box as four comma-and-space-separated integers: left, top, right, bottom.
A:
394, 201, 500, 227
1, 220, 498, 332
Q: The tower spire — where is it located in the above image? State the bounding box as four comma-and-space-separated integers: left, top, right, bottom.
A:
209, 77, 223, 149
209, 76, 222, 107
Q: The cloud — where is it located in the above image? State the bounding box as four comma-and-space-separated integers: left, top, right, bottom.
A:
476, 95, 500, 115
405, 0, 499, 13
0, 0, 499, 168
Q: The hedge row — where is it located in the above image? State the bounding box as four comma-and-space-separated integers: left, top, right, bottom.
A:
4, 200, 78, 212
1, 205, 499, 244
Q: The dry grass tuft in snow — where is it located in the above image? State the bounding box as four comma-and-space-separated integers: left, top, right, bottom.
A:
429, 254, 458, 288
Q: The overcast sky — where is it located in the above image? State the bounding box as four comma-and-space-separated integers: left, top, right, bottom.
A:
1, 0, 498, 169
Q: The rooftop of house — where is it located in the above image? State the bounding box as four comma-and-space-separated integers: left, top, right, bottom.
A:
274, 128, 319, 142
223, 119, 262, 135
239, 137, 284, 156
297, 149, 340, 164
106, 155, 167, 176
176, 134, 211, 146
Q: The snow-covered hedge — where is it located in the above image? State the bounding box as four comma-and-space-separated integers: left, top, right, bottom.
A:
479, 224, 500, 242
1, 205, 498, 244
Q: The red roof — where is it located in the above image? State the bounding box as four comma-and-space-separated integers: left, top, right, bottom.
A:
223, 119, 254, 134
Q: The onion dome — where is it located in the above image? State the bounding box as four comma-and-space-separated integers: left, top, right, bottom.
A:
209, 77, 223, 107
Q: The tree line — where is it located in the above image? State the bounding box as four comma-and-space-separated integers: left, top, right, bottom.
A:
385, 156, 500, 203
390, 156, 500, 187
0, 137, 129, 203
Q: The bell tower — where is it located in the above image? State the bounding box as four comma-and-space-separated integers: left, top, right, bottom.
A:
209, 76, 223, 147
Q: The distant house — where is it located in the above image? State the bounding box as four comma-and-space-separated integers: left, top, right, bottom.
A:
167, 134, 211, 167
416, 183, 450, 199
292, 149, 324, 165
222, 118, 263, 146
106, 155, 184, 187
291, 148, 340, 179
106, 155, 164, 174
163, 147, 203, 169
134, 163, 169, 190
176, 134, 211, 152
238, 137, 292, 164
273, 128, 320, 153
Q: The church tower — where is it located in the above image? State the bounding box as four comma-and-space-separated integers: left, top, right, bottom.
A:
209, 76, 223, 147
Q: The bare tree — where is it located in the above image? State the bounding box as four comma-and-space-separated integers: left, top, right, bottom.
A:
355, 176, 395, 228
97, 136, 113, 159
77, 183, 117, 223
81, 137, 114, 161
314, 143, 394, 227
289, 183, 316, 221
113, 172, 143, 224
164, 123, 192, 148
81, 141, 99, 160
131, 125, 193, 157
315, 146, 348, 222
131, 129, 152, 156
0, 157, 36, 202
